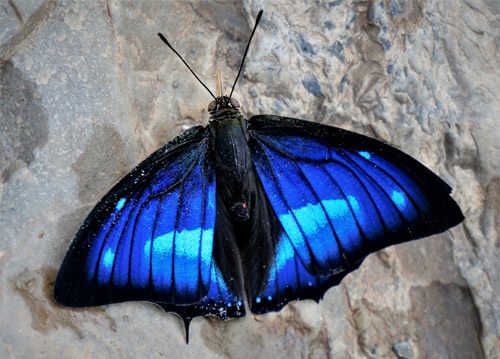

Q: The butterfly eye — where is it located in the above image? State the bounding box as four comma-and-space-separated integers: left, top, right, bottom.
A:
208, 100, 217, 112
230, 98, 240, 109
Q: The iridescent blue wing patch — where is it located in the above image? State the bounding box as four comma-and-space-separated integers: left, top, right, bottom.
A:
54, 126, 245, 331
247, 115, 463, 312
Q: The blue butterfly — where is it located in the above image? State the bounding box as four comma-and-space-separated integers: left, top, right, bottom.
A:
54, 11, 463, 342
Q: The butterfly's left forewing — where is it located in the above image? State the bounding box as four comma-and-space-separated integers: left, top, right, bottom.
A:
247, 115, 463, 313
54, 125, 244, 325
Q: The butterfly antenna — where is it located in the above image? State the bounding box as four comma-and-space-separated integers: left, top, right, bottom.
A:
158, 33, 216, 100
229, 10, 263, 100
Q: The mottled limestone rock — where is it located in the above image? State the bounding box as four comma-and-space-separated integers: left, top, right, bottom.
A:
1, 1, 498, 358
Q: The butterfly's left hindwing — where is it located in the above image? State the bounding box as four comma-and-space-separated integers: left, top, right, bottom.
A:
247, 115, 464, 313
54, 125, 244, 324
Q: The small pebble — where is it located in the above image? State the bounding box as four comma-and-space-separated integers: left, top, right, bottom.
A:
393, 341, 413, 359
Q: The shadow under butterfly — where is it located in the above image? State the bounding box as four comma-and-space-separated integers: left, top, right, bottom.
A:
54, 10, 464, 343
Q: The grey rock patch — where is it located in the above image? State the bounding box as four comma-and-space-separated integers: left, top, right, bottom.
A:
0, 61, 49, 182
393, 341, 413, 359
71, 124, 129, 204
12, 267, 117, 339
302, 72, 323, 97
410, 281, 484, 359
0, 0, 46, 44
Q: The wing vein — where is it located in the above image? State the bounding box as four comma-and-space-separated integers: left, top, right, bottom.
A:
349, 150, 423, 215
319, 163, 368, 244
254, 139, 319, 271
171, 176, 185, 303
292, 160, 349, 266
109, 187, 147, 295
127, 192, 152, 294
149, 191, 165, 300
198, 156, 207, 299
338, 148, 408, 227
149, 140, 209, 200
327, 148, 390, 239
91, 198, 128, 290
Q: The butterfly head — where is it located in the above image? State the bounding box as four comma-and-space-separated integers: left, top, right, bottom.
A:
208, 96, 241, 121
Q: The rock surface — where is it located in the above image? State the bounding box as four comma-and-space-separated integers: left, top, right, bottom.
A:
1, 0, 499, 358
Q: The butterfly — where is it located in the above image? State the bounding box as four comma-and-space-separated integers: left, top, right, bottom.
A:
54, 10, 464, 343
